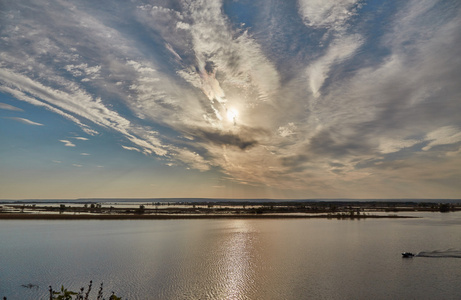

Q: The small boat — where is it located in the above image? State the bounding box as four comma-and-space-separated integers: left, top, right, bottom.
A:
402, 252, 415, 258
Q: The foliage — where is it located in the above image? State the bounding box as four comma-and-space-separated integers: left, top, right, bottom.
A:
52, 285, 77, 300
439, 203, 452, 212
1, 281, 123, 300
48, 281, 122, 300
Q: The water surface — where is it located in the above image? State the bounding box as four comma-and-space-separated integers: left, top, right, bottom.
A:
1, 212, 460, 299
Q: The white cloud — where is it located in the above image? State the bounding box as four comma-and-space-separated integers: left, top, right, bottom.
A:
0, 0, 280, 180
0, 0, 173, 156
307, 34, 363, 97
0, 102, 23, 111
298, 0, 360, 30
144, 0, 280, 122
423, 126, 461, 151
173, 149, 210, 172
60, 140, 76, 147
0, 52, 169, 157
378, 138, 420, 154
278, 123, 297, 137
64, 63, 101, 78
5, 117, 43, 126
0, 85, 98, 135
80, 153, 91, 156
165, 43, 182, 61
122, 145, 141, 152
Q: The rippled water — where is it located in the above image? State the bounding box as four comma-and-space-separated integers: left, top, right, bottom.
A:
1, 212, 461, 299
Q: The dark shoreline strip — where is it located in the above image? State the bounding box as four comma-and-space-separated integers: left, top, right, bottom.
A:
0, 213, 416, 220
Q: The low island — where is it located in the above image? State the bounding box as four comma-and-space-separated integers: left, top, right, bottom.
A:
1, 199, 459, 220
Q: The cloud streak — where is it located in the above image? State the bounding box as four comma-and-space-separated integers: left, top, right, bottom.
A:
0, 103, 23, 111
60, 140, 76, 147
298, 0, 361, 30
4, 117, 43, 126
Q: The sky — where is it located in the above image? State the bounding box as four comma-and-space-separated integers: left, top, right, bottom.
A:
1, 0, 460, 200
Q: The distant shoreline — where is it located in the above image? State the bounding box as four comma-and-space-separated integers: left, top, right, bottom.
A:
0, 213, 416, 220
2, 200, 457, 219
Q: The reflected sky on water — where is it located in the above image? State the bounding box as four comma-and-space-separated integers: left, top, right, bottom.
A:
1, 212, 461, 299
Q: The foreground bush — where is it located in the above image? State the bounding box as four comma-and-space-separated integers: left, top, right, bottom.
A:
51, 281, 122, 300
3, 281, 122, 300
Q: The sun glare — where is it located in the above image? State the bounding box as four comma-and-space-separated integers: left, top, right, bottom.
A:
226, 108, 239, 123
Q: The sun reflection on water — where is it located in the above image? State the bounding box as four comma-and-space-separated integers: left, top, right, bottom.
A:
219, 220, 255, 299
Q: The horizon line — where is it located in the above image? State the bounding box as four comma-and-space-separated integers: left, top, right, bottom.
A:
1, 197, 460, 203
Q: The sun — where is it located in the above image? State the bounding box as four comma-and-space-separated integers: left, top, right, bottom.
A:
226, 108, 239, 123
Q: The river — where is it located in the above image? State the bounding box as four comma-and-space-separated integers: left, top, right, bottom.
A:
1, 211, 460, 299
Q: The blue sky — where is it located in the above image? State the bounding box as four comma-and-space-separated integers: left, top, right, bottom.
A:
1, 0, 460, 199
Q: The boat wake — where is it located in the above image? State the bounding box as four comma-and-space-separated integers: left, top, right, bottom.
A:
416, 249, 461, 258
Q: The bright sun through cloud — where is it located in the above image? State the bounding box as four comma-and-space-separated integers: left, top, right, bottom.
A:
226, 108, 239, 123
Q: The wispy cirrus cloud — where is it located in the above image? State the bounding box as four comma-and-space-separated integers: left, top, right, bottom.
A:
0, 103, 23, 111
1, 0, 279, 178
298, 0, 361, 30
59, 140, 76, 147
122, 145, 142, 152
4, 117, 43, 126
306, 34, 363, 97
423, 126, 461, 151
1, 0, 460, 198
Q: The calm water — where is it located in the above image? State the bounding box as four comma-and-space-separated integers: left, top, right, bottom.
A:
1, 212, 461, 299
